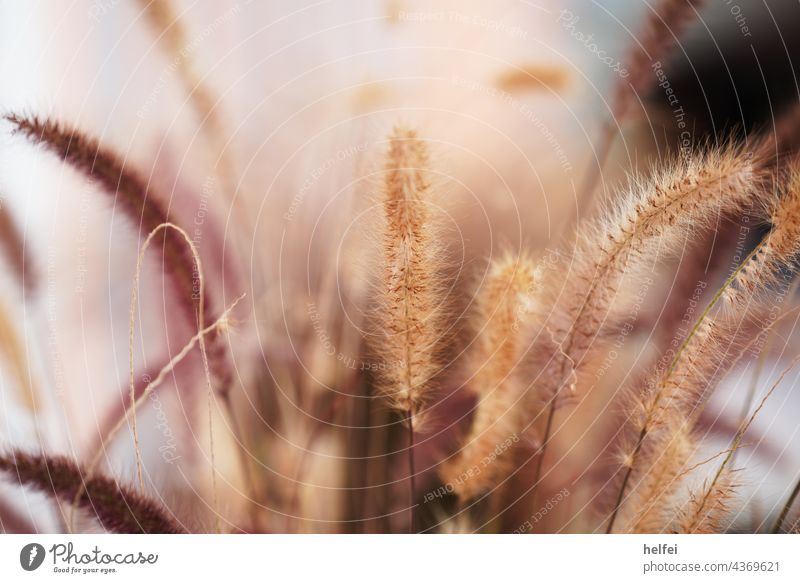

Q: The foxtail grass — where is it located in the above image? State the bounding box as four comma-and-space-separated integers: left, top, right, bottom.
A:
534, 144, 759, 509
376, 126, 446, 531
440, 253, 536, 502
0, 449, 186, 533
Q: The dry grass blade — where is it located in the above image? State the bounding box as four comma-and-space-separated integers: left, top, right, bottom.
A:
0, 449, 186, 533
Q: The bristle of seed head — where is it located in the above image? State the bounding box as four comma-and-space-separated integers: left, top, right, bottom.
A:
742, 169, 800, 288
676, 470, 737, 533
473, 253, 537, 392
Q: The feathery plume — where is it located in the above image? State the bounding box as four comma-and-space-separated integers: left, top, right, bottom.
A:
5, 115, 192, 306
0, 450, 186, 534
606, 302, 736, 532
376, 126, 444, 533
606, 171, 800, 532
535, 144, 759, 503
554, 144, 758, 386
377, 126, 443, 416
439, 253, 536, 501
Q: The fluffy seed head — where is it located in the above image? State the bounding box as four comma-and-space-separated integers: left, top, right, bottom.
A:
439, 253, 536, 500
377, 126, 443, 415
543, 143, 759, 399
0, 450, 186, 534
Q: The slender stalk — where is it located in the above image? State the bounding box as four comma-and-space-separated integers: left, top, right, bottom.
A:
407, 411, 417, 534
606, 425, 648, 533
530, 393, 558, 509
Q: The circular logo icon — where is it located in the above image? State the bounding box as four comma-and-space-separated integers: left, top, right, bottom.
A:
20, 543, 46, 571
